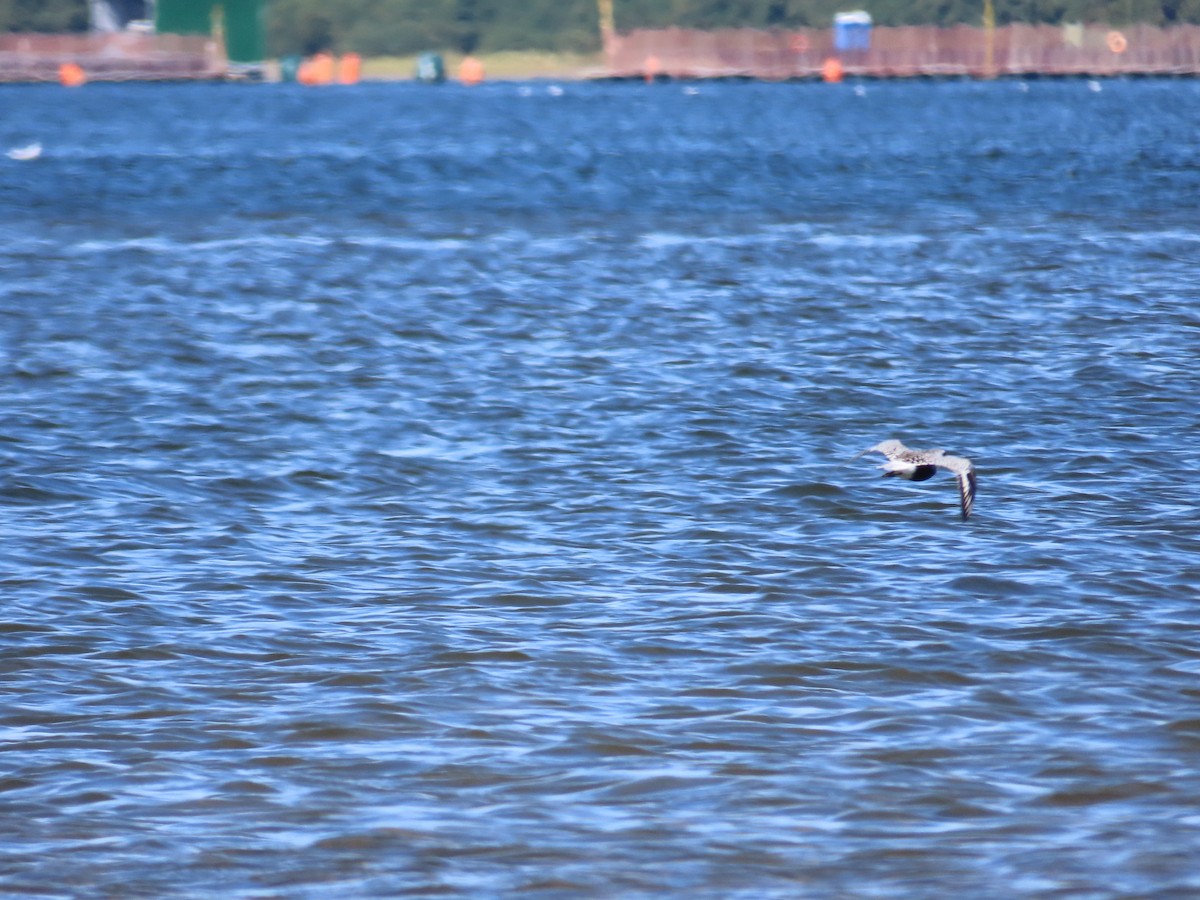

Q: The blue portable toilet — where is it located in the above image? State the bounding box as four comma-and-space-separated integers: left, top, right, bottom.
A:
833, 11, 873, 52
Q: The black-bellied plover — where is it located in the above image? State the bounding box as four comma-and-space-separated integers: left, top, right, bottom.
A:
854, 439, 977, 520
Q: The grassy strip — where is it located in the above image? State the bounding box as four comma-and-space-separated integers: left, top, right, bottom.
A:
362, 51, 606, 81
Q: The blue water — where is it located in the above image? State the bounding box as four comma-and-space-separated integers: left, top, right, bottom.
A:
3, 78, 1200, 897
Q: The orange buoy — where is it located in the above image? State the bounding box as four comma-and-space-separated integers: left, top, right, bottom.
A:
822, 57, 843, 83
459, 55, 485, 85
59, 62, 87, 88
1106, 30, 1128, 54
643, 55, 661, 83
338, 52, 361, 85
311, 52, 335, 85
298, 52, 335, 85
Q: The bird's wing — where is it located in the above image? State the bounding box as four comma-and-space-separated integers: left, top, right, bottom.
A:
957, 469, 976, 520
851, 439, 901, 462
934, 455, 976, 520
870, 439, 907, 459
936, 454, 973, 476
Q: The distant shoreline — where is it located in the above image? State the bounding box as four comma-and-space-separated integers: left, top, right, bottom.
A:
4, 25, 1199, 84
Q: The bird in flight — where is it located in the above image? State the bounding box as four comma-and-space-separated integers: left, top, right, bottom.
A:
854, 439, 977, 520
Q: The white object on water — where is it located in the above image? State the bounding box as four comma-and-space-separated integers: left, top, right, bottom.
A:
853, 438, 977, 520
6, 142, 42, 161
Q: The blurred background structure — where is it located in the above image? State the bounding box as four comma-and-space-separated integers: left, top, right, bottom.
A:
604, 23, 1200, 78
1, 0, 1199, 80
155, 0, 266, 68
0, 0, 266, 81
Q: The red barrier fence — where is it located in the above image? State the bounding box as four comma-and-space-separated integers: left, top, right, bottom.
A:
606, 24, 1200, 79
4, 24, 1198, 83
0, 33, 220, 82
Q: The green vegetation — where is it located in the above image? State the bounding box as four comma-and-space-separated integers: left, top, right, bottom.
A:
8, 0, 1200, 55
268, 1, 604, 57
0, 0, 88, 32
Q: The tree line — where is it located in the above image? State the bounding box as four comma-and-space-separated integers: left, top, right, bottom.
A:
6, 0, 1199, 56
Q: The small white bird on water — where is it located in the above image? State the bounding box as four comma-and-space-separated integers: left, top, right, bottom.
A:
6, 142, 41, 161
854, 439, 977, 521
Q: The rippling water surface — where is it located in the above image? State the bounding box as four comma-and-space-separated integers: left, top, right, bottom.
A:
3, 78, 1200, 896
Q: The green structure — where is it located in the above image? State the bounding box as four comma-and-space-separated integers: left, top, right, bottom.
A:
155, 0, 266, 64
